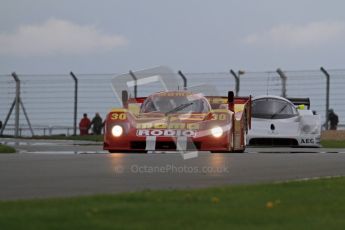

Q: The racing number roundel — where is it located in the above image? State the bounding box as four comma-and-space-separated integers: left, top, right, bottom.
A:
111, 113, 127, 120
211, 113, 227, 121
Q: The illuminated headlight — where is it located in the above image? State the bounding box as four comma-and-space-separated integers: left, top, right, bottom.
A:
211, 126, 223, 138
111, 125, 123, 137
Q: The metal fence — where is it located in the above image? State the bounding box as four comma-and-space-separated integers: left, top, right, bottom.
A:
0, 67, 344, 137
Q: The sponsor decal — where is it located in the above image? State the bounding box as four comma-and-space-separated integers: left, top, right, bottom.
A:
301, 138, 315, 144
170, 114, 205, 121
187, 93, 203, 101
136, 122, 200, 130
158, 92, 192, 97
137, 129, 196, 137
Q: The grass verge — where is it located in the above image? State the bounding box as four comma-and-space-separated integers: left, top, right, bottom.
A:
321, 140, 345, 148
0, 144, 16, 153
1, 177, 345, 229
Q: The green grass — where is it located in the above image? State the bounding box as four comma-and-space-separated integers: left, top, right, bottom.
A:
321, 140, 345, 148
0, 144, 16, 153
1, 177, 345, 229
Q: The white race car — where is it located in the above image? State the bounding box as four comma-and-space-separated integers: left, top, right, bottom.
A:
247, 95, 321, 147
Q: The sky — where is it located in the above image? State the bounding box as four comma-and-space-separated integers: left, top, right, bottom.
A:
1, 0, 345, 74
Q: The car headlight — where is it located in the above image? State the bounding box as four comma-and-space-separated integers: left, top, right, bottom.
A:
310, 126, 320, 134
211, 126, 223, 138
111, 125, 123, 137
301, 125, 320, 135
301, 125, 311, 134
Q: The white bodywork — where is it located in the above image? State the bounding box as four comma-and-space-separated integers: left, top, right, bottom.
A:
247, 95, 321, 147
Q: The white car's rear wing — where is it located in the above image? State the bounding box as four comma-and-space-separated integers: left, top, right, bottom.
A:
287, 97, 310, 109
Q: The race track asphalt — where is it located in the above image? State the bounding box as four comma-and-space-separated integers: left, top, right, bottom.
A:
1, 138, 345, 200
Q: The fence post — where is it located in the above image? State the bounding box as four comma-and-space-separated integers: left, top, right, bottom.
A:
12, 72, 20, 137
320, 67, 330, 130
70, 72, 78, 136
230, 70, 240, 96
129, 71, 137, 98
1, 73, 34, 136
178, 70, 187, 90
276, 68, 287, 98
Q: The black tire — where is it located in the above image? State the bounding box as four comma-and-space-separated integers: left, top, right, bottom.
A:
232, 149, 245, 153
108, 150, 147, 153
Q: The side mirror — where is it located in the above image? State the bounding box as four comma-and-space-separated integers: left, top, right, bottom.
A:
228, 91, 234, 112
122, 90, 128, 106
228, 91, 234, 104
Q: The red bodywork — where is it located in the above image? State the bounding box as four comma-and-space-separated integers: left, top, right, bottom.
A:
103, 91, 251, 152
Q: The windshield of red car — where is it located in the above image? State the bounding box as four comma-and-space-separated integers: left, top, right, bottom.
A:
141, 96, 210, 114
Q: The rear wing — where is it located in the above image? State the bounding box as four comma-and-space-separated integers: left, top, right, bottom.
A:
287, 97, 310, 109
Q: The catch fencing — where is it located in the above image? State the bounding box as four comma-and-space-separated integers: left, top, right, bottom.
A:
0, 67, 344, 137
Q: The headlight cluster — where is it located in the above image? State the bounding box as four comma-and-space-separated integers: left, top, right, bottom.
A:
301, 125, 311, 133
211, 126, 223, 138
111, 125, 123, 137
301, 125, 319, 134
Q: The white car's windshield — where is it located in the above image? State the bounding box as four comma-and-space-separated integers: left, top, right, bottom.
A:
252, 98, 298, 119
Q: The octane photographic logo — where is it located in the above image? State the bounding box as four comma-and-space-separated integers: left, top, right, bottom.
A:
111, 66, 229, 160
113, 164, 230, 175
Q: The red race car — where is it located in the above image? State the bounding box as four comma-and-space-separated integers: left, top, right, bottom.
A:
103, 90, 251, 153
